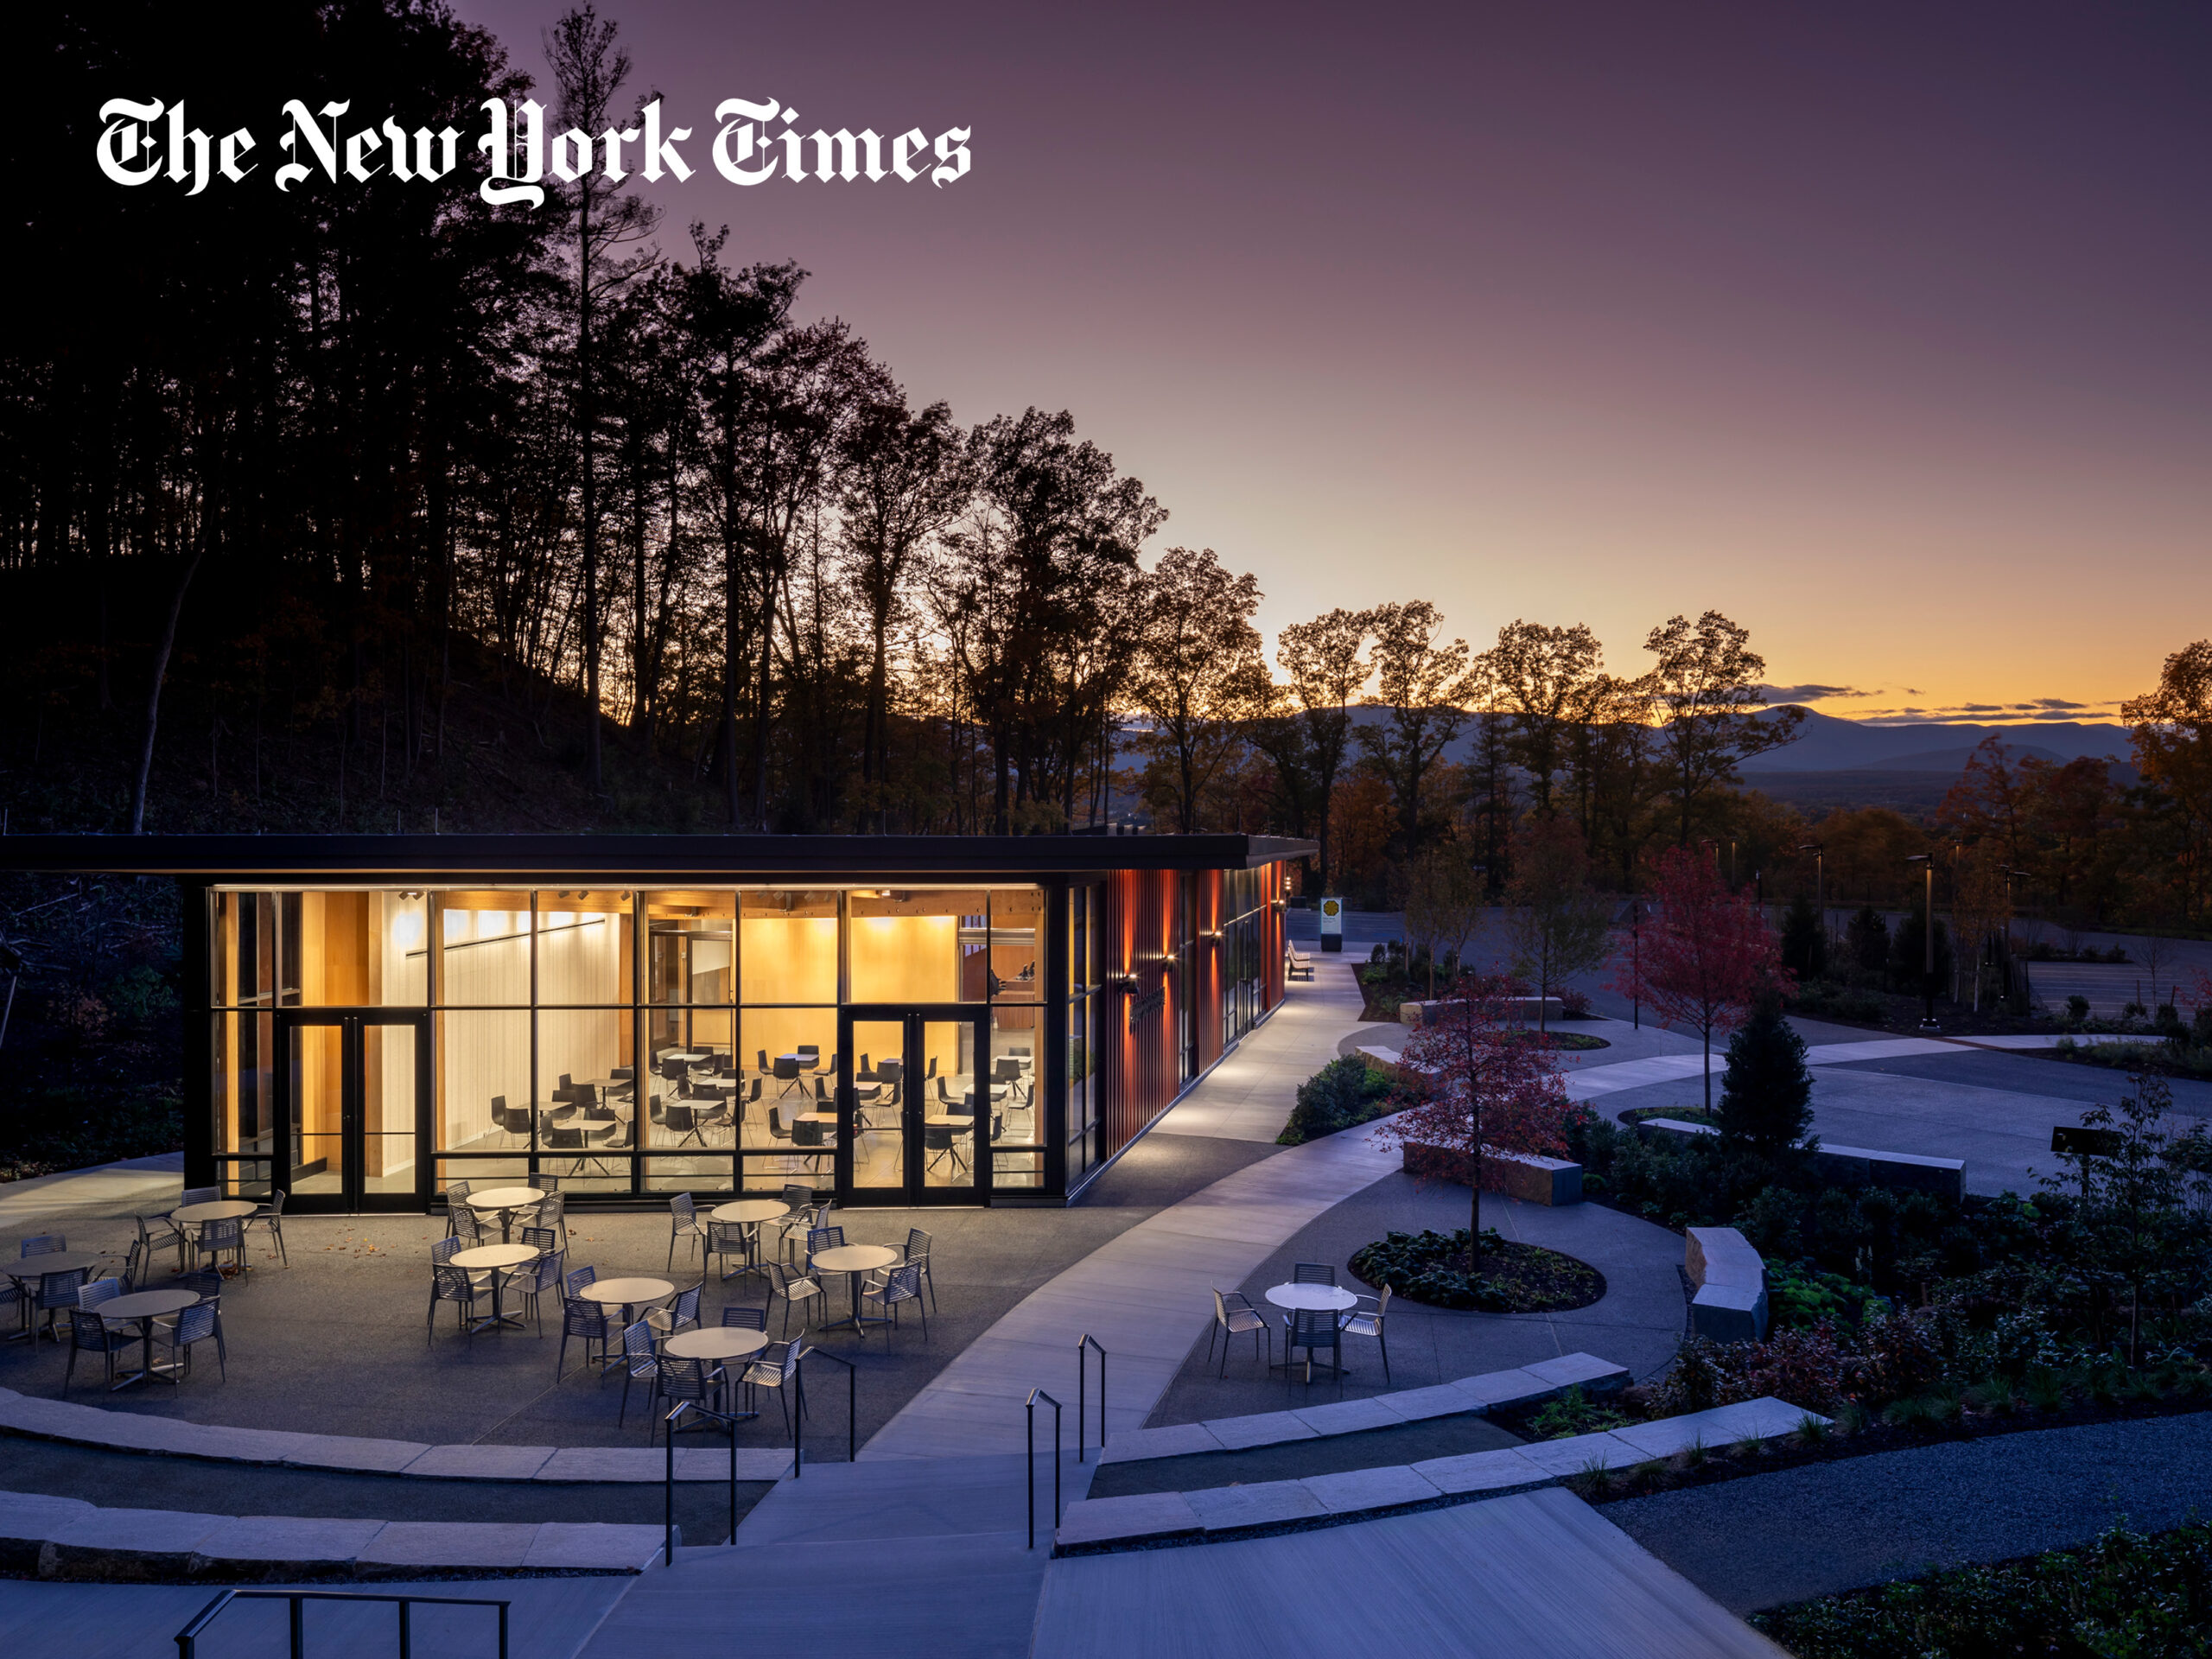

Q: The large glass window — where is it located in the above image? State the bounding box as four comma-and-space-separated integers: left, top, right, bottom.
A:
741, 890, 838, 1004
435, 1008, 530, 1153
437, 891, 532, 1005
849, 888, 986, 1002
988, 887, 1044, 1001
543, 890, 635, 1005
207, 874, 1093, 1203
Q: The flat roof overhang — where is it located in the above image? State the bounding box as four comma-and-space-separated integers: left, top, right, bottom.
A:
0, 832, 1319, 885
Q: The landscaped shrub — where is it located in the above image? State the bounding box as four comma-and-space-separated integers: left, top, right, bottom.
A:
1348, 1227, 1605, 1313
1766, 1261, 1887, 1332
1752, 1521, 2212, 1658
1275, 1054, 1398, 1146
1525, 1385, 1630, 1440
1558, 986, 1592, 1019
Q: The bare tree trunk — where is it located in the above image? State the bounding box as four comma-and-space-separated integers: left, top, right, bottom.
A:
130, 545, 204, 834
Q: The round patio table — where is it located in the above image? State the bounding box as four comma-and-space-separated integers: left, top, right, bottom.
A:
708, 1198, 790, 1283
172, 1199, 256, 1225
1265, 1281, 1357, 1376
170, 1200, 258, 1275
450, 1243, 540, 1332
461, 1187, 545, 1242
578, 1276, 676, 1324
99, 1287, 199, 1388
3, 1253, 105, 1340
810, 1243, 899, 1335
664, 1325, 769, 1363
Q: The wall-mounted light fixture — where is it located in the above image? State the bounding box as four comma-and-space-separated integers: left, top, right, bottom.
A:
1110, 973, 1139, 994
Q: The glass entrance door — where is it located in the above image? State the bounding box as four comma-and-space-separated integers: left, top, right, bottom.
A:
837, 1007, 990, 1205
276, 1009, 431, 1213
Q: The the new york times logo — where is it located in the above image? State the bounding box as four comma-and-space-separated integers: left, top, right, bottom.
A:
97, 96, 972, 207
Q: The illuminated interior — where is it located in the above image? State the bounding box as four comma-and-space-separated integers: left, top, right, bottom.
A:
208, 883, 1065, 1202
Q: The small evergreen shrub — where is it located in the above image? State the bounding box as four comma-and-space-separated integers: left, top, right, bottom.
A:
1276, 1054, 1397, 1146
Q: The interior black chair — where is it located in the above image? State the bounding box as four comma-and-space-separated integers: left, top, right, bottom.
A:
664, 1103, 701, 1148
772, 1056, 804, 1097
922, 1122, 967, 1176
878, 1058, 903, 1085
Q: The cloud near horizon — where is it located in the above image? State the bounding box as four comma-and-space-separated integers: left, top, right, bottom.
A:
1759, 683, 1874, 702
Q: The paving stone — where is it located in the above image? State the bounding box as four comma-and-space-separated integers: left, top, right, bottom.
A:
1184, 1478, 1329, 1531
1410, 1447, 1553, 1496
1448, 1367, 1551, 1408
1096, 1421, 1225, 1465
1300, 1464, 1442, 1514
1377, 1382, 1488, 1422
1292, 1395, 1408, 1437
1057, 1491, 1205, 1548
0, 1491, 96, 1538
0, 1395, 140, 1441
401, 1444, 556, 1480
44, 1505, 225, 1574
1521, 1353, 1630, 1395
162, 1424, 316, 1465
1510, 1431, 1646, 1477
1610, 1397, 1822, 1459
535, 1446, 667, 1482
281, 1433, 434, 1474
193, 1515, 384, 1566
524, 1522, 666, 1570
358, 1521, 539, 1570
1200, 1410, 1318, 1452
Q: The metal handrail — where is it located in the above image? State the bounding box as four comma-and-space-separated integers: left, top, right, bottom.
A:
1077, 1333, 1106, 1461
1027, 1386, 1063, 1550
176, 1590, 509, 1658
793, 1344, 857, 1477
663, 1395, 747, 1567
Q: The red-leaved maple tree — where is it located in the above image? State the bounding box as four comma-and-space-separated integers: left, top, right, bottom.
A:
1376, 973, 1572, 1268
1609, 845, 1788, 1110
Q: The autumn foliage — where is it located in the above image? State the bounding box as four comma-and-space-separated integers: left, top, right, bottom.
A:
1611, 845, 1787, 1109
1378, 973, 1573, 1259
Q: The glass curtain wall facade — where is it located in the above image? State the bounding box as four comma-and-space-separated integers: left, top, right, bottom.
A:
205, 884, 1059, 1205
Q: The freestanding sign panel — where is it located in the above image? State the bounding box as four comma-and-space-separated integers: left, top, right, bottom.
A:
1319, 896, 1344, 951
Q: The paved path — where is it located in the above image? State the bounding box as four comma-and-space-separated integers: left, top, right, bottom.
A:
862, 978, 1383, 1458
1608, 1414, 2212, 1614
1035, 1487, 1784, 1657
1163, 963, 1365, 1141
0, 1153, 181, 1232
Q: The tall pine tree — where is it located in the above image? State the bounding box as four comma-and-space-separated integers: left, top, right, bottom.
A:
1716, 988, 1815, 1155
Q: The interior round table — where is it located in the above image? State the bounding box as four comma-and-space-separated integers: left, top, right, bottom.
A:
664, 1325, 770, 1363
172, 1200, 257, 1225
1264, 1282, 1357, 1313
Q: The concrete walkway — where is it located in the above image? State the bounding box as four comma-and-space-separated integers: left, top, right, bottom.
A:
1608, 1413, 2212, 1614
862, 977, 1383, 1458
1035, 1488, 1785, 1657
0, 1154, 181, 1232
1162, 963, 1366, 1141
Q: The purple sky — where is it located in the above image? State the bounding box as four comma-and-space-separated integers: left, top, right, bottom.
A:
454, 0, 2212, 721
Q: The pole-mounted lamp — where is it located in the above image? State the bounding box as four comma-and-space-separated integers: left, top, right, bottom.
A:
1905, 854, 1937, 1031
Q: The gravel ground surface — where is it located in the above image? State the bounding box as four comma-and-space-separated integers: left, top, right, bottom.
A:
1605, 1413, 2212, 1614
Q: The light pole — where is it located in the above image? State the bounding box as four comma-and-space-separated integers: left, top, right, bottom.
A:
1906, 854, 1937, 1031
1798, 842, 1825, 975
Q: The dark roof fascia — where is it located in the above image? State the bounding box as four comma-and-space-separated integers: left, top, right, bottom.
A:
0, 833, 1318, 883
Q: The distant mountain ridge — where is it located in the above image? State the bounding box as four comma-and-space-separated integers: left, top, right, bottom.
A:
1740, 708, 2130, 773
